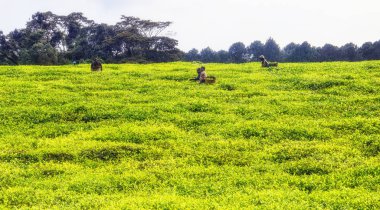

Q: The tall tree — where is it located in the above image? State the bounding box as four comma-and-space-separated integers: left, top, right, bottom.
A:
0, 31, 18, 64
216, 50, 229, 63
29, 43, 58, 65
319, 44, 341, 61
26, 12, 64, 49
263, 38, 280, 61
247, 40, 264, 60
0, 12, 181, 64
184, 48, 200, 61
282, 42, 299, 61
371, 40, 380, 60
359, 42, 374, 60
200, 47, 217, 63
117, 16, 171, 38
61, 12, 94, 50
340, 43, 358, 61
286, 41, 319, 62
114, 16, 180, 62
229, 42, 246, 63
144, 36, 183, 62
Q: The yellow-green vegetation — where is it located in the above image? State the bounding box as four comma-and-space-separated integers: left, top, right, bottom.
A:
1, 61, 380, 209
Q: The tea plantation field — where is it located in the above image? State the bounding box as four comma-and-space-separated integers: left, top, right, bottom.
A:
0, 61, 380, 209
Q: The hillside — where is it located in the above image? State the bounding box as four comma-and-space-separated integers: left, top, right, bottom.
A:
0, 62, 380, 209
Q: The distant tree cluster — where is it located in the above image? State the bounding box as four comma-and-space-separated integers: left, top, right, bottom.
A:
2, 13, 379, 65
0, 12, 183, 65
184, 38, 380, 63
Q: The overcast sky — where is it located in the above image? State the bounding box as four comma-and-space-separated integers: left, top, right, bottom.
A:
1, 0, 379, 51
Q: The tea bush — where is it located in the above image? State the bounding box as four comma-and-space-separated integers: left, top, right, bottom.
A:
0, 61, 380, 208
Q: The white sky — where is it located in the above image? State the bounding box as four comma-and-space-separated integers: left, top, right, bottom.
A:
1, 0, 379, 51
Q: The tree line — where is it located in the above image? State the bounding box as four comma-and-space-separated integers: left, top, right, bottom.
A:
1, 12, 380, 65
0, 12, 183, 65
185, 38, 380, 63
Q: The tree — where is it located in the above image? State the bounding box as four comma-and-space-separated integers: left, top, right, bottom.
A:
184, 48, 200, 61
200, 47, 217, 63
26, 12, 65, 50
358, 40, 380, 61
0, 31, 19, 64
87, 23, 118, 60
29, 43, 58, 65
359, 42, 374, 60
263, 38, 280, 61
62, 12, 94, 50
117, 16, 171, 38
144, 36, 183, 62
228, 42, 246, 63
216, 50, 229, 63
340, 43, 358, 61
285, 41, 319, 62
282, 42, 299, 61
247, 41, 264, 61
114, 16, 180, 62
319, 44, 341, 61
371, 40, 380, 60
0, 12, 181, 64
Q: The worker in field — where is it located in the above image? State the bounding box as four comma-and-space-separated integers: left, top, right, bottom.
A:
259, 55, 278, 67
194, 67, 202, 80
91, 58, 103, 71
199, 66, 207, 83
190, 67, 203, 81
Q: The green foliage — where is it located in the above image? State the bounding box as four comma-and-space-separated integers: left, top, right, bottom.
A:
0, 61, 380, 208
0, 12, 182, 65
229, 42, 247, 63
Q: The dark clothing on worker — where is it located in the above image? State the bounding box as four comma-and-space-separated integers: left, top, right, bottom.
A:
91, 60, 102, 71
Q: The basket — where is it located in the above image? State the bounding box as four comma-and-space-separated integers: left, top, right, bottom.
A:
205, 76, 216, 84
